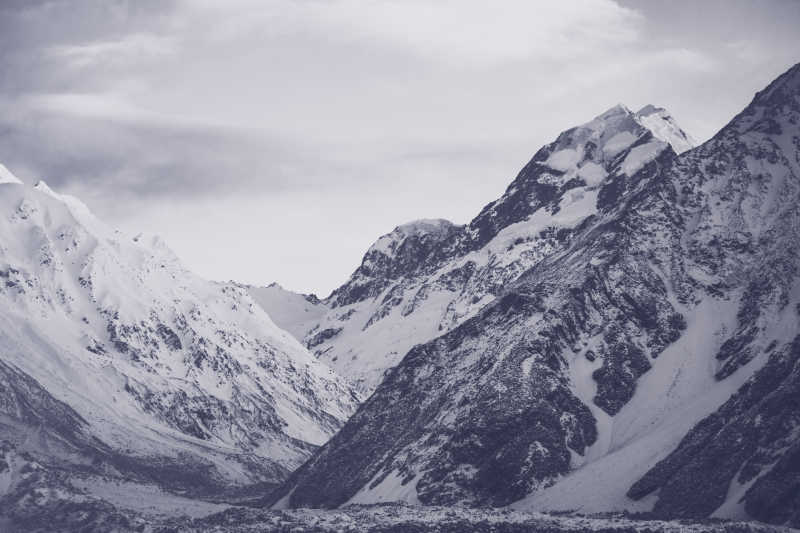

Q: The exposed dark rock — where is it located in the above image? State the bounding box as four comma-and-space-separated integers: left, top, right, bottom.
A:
307, 327, 343, 349
629, 336, 800, 527
157, 323, 183, 350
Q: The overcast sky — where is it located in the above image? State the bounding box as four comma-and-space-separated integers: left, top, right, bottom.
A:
1, 0, 798, 295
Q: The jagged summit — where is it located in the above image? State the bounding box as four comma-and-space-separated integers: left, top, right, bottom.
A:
540, 100, 694, 175
595, 103, 632, 119
634, 104, 696, 154
573, 102, 695, 156
567, 103, 643, 151
465, 101, 689, 249
636, 104, 663, 115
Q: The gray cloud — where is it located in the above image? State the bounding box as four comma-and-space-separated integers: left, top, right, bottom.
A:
0, 1, 175, 93
0, 104, 314, 201
0, 0, 798, 294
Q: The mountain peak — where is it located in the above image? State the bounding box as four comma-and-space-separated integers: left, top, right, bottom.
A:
368, 218, 457, 256
33, 179, 56, 195
578, 103, 695, 155
395, 218, 456, 236
634, 104, 696, 154
0, 163, 23, 185
636, 104, 665, 116
32, 179, 100, 231
544, 102, 678, 168
596, 103, 633, 120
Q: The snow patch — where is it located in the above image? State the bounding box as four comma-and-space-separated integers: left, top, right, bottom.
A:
521, 356, 534, 377
513, 297, 762, 514
603, 131, 637, 156
636, 106, 696, 154
621, 141, 666, 176
247, 284, 327, 341
545, 149, 581, 172
0, 163, 23, 185
347, 469, 421, 506
577, 162, 607, 186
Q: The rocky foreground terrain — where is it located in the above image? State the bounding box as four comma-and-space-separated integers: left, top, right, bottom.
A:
3, 495, 796, 533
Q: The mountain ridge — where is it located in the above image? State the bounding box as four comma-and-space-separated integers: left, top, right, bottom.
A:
263, 62, 800, 528
0, 177, 359, 512
256, 101, 696, 396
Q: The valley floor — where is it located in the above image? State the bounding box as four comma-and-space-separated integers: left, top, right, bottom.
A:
4, 498, 797, 533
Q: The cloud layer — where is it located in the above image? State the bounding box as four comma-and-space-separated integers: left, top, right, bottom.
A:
0, 0, 798, 294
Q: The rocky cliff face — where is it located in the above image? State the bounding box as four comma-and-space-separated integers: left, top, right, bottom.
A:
272, 104, 695, 395
266, 64, 800, 528
0, 177, 359, 508
623, 62, 800, 525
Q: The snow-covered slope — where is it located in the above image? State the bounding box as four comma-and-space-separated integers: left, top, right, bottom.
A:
0, 177, 358, 503
634, 104, 696, 154
246, 282, 328, 341
285, 103, 696, 394
266, 63, 800, 528
0, 163, 23, 185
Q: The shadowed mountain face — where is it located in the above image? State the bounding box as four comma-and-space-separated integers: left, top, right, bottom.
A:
265, 63, 800, 527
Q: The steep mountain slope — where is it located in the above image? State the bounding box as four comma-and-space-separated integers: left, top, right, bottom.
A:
286, 104, 695, 394
620, 62, 800, 525
0, 175, 358, 510
266, 63, 800, 527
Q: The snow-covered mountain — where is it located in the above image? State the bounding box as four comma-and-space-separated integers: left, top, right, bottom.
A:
266, 63, 800, 528
269, 103, 696, 395
0, 174, 358, 509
